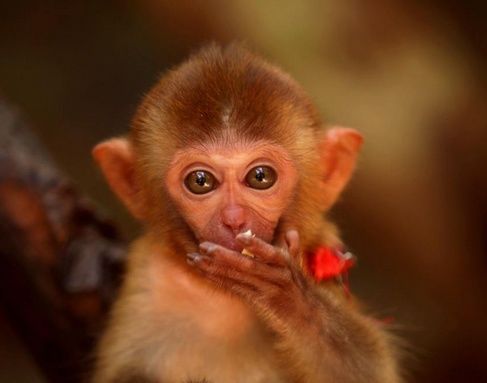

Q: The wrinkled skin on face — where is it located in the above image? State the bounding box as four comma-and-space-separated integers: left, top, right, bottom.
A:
165, 139, 298, 252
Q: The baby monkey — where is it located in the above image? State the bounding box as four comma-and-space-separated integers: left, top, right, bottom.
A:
92, 44, 402, 383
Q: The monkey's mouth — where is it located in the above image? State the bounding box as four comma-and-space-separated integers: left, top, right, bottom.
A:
214, 237, 245, 252
200, 230, 249, 253
200, 226, 271, 253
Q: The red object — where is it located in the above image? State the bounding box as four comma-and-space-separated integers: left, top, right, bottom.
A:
308, 246, 355, 281
309, 248, 393, 321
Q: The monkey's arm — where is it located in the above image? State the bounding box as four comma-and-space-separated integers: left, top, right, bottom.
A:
271, 284, 401, 383
187, 232, 402, 383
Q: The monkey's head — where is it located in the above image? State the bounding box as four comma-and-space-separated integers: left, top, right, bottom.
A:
93, 44, 362, 254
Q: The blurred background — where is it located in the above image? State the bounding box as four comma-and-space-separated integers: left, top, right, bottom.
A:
0, 0, 486, 382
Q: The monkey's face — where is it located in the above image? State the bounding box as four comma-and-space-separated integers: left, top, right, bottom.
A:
165, 140, 298, 251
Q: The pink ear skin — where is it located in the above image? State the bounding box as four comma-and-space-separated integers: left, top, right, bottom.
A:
319, 127, 363, 208
92, 138, 144, 220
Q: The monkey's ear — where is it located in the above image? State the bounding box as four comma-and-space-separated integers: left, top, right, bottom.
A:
319, 127, 363, 209
92, 138, 144, 220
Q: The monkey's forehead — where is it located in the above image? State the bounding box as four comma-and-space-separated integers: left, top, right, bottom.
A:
132, 44, 322, 149
168, 140, 296, 169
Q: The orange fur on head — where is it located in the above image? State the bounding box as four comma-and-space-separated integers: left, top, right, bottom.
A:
129, 43, 357, 252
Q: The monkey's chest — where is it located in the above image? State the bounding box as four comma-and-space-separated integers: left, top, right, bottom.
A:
157, 324, 286, 383
151, 289, 289, 383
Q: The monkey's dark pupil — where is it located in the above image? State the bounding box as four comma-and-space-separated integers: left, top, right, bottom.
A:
255, 168, 265, 182
195, 172, 207, 186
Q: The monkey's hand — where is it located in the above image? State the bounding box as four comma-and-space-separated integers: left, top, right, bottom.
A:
187, 231, 400, 383
187, 230, 314, 330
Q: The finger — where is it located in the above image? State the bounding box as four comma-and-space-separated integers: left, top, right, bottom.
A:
197, 243, 292, 286
203, 262, 266, 290
285, 230, 301, 260
187, 252, 268, 292
186, 252, 211, 267
235, 234, 286, 265
199, 242, 254, 270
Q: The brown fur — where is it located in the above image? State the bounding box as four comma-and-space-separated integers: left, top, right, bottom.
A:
92, 44, 402, 383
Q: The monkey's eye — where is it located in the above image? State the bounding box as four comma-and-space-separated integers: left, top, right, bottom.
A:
245, 166, 277, 190
184, 170, 217, 194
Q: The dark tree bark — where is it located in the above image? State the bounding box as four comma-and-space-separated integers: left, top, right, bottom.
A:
0, 97, 126, 383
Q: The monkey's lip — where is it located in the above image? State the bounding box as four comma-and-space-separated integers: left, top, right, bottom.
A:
201, 236, 244, 252
216, 238, 244, 252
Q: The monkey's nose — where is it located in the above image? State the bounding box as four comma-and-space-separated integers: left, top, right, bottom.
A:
221, 205, 246, 234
